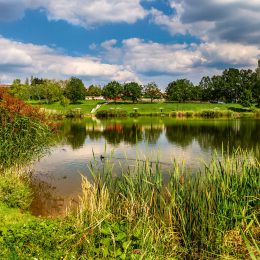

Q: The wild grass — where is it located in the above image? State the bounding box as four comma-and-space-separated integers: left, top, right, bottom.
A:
0, 110, 52, 170
0, 92, 53, 169
77, 149, 260, 258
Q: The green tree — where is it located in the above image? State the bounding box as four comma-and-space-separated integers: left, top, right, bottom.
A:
123, 82, 143, 103
240, 89, 254, 107
102, 81, 123, 100
41, 80, 62, 104
253, 80, 260, 107
199, 76, 213, 101
64, 77, 86, 103
10, 79, 30, 100
222, 68, 241, 103
165, 79, 193, 102
144, 82, 162, 103
86, 85, 102, 97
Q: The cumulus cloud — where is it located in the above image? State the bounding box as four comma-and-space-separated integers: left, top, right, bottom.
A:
100, 38, 260, 79
151, 0, 260, 44
0, 36, 138, 83
0, 0, 146, 26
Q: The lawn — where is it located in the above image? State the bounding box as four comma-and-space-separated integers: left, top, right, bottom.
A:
28, 100, 103, 114
98, 102, 244, 114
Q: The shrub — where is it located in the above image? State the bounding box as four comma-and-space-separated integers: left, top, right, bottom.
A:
96, 109, 128, 118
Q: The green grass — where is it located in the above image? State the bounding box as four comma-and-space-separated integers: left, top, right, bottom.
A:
0, 203, 34, 228
99, 102, 244, 114
28, 100, 103, 114
75, 148, 260, 259
0, 149, 259, 258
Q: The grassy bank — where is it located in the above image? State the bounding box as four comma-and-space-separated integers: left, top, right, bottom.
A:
28, 100, 102, 116
27, 100, 260, 118
0, 149, 259, 259
1, 93, 259, 258
97, 102, 260, 118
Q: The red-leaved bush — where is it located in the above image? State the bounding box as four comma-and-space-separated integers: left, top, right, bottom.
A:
0, 87, 47, 123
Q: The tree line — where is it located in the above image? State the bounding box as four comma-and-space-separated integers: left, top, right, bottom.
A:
9, 66, 260, 107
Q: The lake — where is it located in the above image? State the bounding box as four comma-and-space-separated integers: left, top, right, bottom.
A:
31, 117, 260, 217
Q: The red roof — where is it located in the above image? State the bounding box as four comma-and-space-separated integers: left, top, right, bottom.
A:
0, 84, 11, 88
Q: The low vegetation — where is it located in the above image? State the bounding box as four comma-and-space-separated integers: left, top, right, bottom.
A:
0, 89, 52, 170
0, 90, 259, 258
0, 147, 259, 258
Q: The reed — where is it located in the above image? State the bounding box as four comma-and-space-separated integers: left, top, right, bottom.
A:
78, 149, 260, 258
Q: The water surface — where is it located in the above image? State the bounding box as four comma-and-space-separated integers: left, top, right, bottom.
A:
31, 118, 260, 216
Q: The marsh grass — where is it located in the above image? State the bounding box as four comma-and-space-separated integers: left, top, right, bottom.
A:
0, 109, 52, 170
77, 149, 260, 258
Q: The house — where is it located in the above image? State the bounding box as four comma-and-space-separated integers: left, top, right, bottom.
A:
85, 96, 105, 100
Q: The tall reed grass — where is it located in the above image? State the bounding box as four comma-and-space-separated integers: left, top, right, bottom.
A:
0, 91, 52, 170
78, 149, 260, 258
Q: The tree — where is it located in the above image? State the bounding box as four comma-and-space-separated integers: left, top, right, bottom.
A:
253, 80, 260, 107
165, 79, 193, 102
144, 82, 162, 103
40, 80, 62, 104
102, 81, 123, 100
199, 76, 213, 101
240, 89, 254, 107
222, 68, 241, 103
86, 85, 102, 97
64, 77, 86, 103
123, 82, 143, 103
10, 79, 31, 100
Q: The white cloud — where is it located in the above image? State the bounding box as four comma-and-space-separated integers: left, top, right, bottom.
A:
0, 36, 138, 83
150, 0, 260, 44
0, 0, 147, 26
103, 38, 260, 72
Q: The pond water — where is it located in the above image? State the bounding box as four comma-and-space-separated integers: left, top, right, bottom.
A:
31, 117, 260, 217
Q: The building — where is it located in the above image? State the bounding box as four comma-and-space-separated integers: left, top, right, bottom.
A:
85, 96, 105, 100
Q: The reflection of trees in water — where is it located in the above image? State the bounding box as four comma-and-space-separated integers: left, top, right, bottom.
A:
143, 125, 163, 144
57, 119, 260, 160
60, 121, 87, 149
102, 124, 143, 145
165, 120, 260, 157
165, 124, 194, 148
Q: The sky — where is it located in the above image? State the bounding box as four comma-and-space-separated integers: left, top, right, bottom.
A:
0, 0, 260, 88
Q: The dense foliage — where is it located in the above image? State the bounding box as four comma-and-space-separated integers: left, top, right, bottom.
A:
64, 77, 86, 103
0, 150, 259, 258
102, 80, 123, 100
143, 82, 162, 103
123, 82, 142, 103
0, 89, 51, 169
8, 62, 260, 107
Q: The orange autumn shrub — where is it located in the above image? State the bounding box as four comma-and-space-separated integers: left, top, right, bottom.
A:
0, 88, 47, 123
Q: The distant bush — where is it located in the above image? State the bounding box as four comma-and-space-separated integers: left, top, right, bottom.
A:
96, 109, 128, 118
65, 108, 84, 118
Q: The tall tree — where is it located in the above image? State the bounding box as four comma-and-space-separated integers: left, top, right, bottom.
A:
102, 81, 123, 100
64, 77, 86, 103
144, 82, 162, 103
165, 79, 193, 102
123, 82, 143, 103
41, 80, 62, 104
86, 85, 102, 97
199, 76, 213, 101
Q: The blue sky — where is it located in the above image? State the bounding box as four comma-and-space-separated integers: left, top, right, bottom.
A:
0, 0, 260, 88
